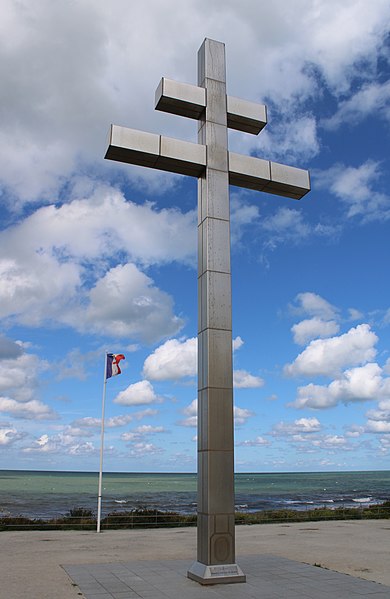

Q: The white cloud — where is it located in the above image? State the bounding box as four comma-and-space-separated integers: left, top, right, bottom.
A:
0, 189, 195, 340
291, 363, 390, 409
365, 420, 390, 434
379, 437, 390, 453
0, 427, 25, 445
178, 399, 253, 427
129, 442, 164, 456
71, 417, 101, 428
322, 81, 390, 130
237, 436, 270, 447
311, 435, 351, 450
132, 408, 159, 420
266, 394, 278, 401
292, 292, 339, 321
105, 415, 134, 428
121, 425, 164, 443
143, 338, 197, 381
233, 336, 244, 351
143, 336, 251, 381
261, 207, 311, 245
134, 425, 164, 434
365, 397, 390, 434
1, 0, 389, 206
345, 425, 365, 438
0, 336, 23, 360
292, 318, 340, 345
233, 370, 264, 388
0, 397, 57, 420
81, 263, 183, 342
285, 324, 378, 377
23, 432, 97, 455
255, 115, 320, 163
230, 196, 260, 245
72, 410, 158, 429
114, 380, 161, 406
56, 348, 99, 381
179, 399, 198, 427
0, 351, 48, 402
1, 188, 196, 267
233, 406, 254, 426
272, 417, 322, 436
383, 358, 390, 375
348, 308, 363, 321
366, 398, 390, 422
67, 442, 96, 456
61, 426, 94, 438
315, 161, 390, 222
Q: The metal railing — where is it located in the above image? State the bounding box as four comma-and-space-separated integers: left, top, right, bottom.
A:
1, 502, 389, 531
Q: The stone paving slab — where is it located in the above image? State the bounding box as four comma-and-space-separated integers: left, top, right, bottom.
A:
63, 555, 390, 599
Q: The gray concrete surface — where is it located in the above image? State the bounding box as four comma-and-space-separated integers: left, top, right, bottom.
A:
1, 520, 389, 599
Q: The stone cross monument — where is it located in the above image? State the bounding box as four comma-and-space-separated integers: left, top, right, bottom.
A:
105, 38, 310, 585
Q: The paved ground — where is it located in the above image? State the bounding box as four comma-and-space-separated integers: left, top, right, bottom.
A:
64, 555, 390, 599
1, 520, 390, 599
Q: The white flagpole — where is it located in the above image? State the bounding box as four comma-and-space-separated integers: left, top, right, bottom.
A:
97, 352, 108, 533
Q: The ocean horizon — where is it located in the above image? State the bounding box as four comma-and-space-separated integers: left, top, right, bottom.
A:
1, 469, 389, 520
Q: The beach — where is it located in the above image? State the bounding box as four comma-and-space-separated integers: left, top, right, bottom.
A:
1, 519, 389, 598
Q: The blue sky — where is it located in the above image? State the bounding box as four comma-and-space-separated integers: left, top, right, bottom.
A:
1, 0, 390, 473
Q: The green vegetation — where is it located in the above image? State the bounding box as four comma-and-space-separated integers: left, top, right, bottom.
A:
1, 502, 389, 532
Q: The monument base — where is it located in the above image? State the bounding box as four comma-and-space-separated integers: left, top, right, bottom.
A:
187, 561, 246, 585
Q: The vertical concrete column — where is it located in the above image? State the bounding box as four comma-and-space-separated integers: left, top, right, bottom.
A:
188, 38, 245, 585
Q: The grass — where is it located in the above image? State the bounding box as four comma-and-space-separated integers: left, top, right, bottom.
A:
1, 501, 389, 531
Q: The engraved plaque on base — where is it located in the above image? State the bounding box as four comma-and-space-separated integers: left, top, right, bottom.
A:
187, 561, 246, 585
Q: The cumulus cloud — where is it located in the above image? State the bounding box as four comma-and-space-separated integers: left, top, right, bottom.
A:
179, 399, 198, 428
82, 263, 183, 341
1, 0, 389, 207
233, 406, 254, 426
310, 435, 352, 450
0, 336, 24, 360
71, 414, 136, 428
0, 427, 25, 445
291, 292, 339, 321
365, 397, 390, 434
291, 363, 390, 409
291, 318, 340, 345
315, 161, 390, 222
1, 187, 196, 268
255, 115, 320, 163
0, 190, 194, 341
143, 338, 197, 381
121, 425, 164, 443
178, 399, 254, 427
259, 208, 313, 253
129, 442, 164, 456
366, 398, 390, 422
233, 336, 244, 351
114, 380, 161, 406
365, 420, 390, 434
272, 417, 322, 436
237, 436, 270, 447
0, 398, 57, 420
233, 370, 264, 388
23, 432, 96, 455
0, 352, 48, 401
0, 349, 56, 420
322, 81, 390, 130
143, 335, 253, 382
284, 324, 378, 377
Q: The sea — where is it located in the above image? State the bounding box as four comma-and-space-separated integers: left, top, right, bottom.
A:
0, 470, 389, 520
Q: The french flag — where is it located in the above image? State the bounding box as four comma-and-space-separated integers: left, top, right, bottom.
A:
106, 353, 125, 379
